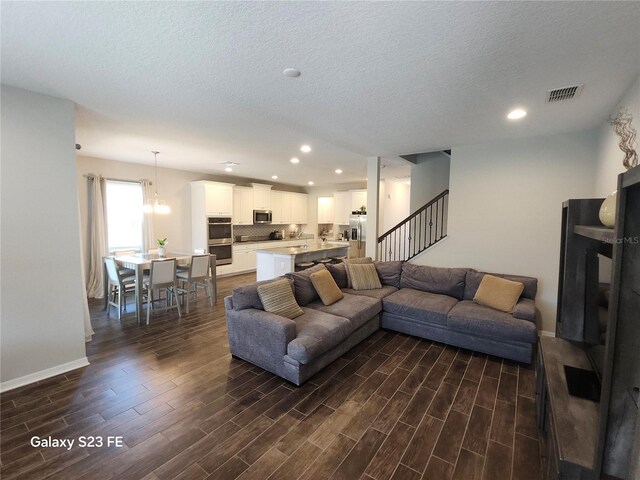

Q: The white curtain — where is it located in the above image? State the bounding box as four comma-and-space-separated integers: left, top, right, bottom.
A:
86, 176, 108, 298
141, 179, 154, 252
77, 198, 94, 341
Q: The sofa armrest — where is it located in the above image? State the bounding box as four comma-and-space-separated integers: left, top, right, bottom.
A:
512, 298, 536, 322
225, 307, 297, 375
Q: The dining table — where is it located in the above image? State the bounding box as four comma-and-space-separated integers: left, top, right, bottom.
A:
103, 252, 216, 325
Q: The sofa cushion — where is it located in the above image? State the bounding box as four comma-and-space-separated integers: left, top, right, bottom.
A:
512, 298, 536, 322
344, 257, 373, 287
342, 285, 399, 300
286, 308, 353, 364
464, 269, 538, 301
310, 269, 344, 306
349, 263, 383, 290
285, 263, 327, 306
374, 261, 403, 288
307, 293, 381, 331
400, 263, 467, 300
447, 300, 537, 344
383, 288, 458, 326
257, 279, 304, 319
232, 277, 292, 310
473, 274, 524, 313
326, 263, 348, 289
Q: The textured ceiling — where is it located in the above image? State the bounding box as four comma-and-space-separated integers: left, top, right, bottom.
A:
2, 2, 639, 186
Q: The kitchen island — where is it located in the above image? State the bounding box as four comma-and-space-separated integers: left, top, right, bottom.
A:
256, 242, 349, 281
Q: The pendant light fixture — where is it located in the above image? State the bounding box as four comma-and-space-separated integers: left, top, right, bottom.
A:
143, 150, 171, 214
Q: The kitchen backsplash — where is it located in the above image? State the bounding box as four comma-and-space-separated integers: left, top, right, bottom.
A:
234, 224, 304, 239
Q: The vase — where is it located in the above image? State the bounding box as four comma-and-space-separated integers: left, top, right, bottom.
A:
157, 247, 166, 257
599, 191, 617, 228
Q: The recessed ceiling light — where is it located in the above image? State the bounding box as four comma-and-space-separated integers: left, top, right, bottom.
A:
283, 68, 301, 78
225, 167, 232, 172
290, 157, 300, 164
271, 175, 279, 180
335, 169, 343, 174
507, 108, 527, 120
308, 181, 314, 186
300, 145, 312, 153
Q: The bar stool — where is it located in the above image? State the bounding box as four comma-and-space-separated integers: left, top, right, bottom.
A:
316, 258, 332, 266
295, 261, 315, 272
332, 255, 347, 264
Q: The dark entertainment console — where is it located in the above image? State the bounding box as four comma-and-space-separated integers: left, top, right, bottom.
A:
537, 165, 640, 480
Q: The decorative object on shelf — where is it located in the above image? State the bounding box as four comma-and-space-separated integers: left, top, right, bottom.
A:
359, 205, 366, 213
143, 151, 171, 214
156, 238, 167, 257
599, 191, 617, 228
609, 108, 638, 170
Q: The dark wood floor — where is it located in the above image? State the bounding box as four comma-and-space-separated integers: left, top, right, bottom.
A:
0, 273, 542, 480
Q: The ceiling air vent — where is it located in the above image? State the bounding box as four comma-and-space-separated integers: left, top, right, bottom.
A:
547, 84, 584, 103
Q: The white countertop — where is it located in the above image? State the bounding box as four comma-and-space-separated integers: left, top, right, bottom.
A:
256, 242, 349, 256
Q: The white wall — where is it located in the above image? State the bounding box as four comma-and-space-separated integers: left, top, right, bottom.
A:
382, 179, 411, 232
77, 155, 304, 278
595, 74, 640, 197
413, 130, 599, 333
1, 85, 88, 389
410, 151, 450, 213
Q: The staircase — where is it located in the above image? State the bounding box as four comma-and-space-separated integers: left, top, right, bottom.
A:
377, 189, 449, 261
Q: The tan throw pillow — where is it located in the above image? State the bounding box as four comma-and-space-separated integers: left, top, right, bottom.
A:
344, 257, 373, 288
257, 279, 304, 319
310, 269, 344, 306
349, 263, 383, 290
473, 274, 524, 313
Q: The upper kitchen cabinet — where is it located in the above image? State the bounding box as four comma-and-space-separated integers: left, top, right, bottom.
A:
233, 186, 253, 225
333, 191, 351, 225
290, 193, 308, 224
191, 181, 234, 217
271, 190, 286, 224
318, 196, 334, 224
351, 189, 367, 213
251, 183, 272, 210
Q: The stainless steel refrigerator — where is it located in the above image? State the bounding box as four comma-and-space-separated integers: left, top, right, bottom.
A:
349, 213, 367, 258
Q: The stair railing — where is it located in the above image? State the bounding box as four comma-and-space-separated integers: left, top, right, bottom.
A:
377, 189, 449, 261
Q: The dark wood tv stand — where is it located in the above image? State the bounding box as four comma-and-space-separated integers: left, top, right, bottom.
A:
537, 337, 599, 479
545, 165, 640, 479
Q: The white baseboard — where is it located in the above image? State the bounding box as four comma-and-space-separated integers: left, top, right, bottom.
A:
0, 357, 90, 393
540, 330, 556, 337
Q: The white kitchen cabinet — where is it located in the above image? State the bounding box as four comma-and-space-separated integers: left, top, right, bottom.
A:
333, 191, 351, 225
317, 196, 334, 224
351, 190, 367, 213
251, 183, 272, 210
191, 181, 235, 253
290, 193, 308, 224
233, 186, 253, 225
232, 244, 257, 273
271, 191, 286, 224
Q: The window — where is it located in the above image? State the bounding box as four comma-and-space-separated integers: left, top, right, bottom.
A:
105, 180, 143, 252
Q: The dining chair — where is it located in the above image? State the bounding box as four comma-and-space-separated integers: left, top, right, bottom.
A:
143, 258, 181, 324
104, 257, 136, 320
176, 254, 213, 313
112, 249, 136, 276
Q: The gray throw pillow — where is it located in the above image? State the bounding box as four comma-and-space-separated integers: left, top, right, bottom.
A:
232, 277, 293, 310
374, 261, 403, 288
326, 263, 348, 289
400, 263, 467, 300
285, 263, 327, 306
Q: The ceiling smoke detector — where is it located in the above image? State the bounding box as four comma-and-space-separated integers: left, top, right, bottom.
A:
547, 84, 584, 103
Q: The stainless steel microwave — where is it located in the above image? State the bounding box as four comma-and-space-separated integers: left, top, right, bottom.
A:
253, 209, 272, 224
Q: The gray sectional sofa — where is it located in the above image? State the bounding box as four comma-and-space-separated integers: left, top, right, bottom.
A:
224, 261, 538, 385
